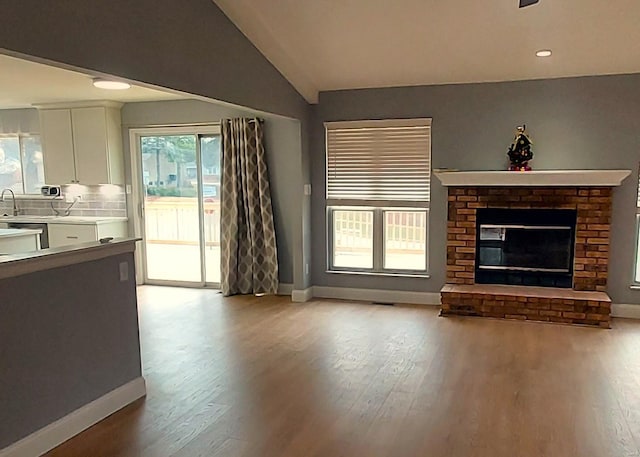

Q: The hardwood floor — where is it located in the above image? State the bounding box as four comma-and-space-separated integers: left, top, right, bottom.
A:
46, 286, 640, 457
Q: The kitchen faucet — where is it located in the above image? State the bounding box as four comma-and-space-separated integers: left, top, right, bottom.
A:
1, 188, 19, 216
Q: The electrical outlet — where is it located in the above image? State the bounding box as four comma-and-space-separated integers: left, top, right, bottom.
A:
305, 263, 309, 275
303, 184, 312, 196
65, 193, 82, 203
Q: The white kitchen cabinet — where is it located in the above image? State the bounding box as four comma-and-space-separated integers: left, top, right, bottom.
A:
38, 102, 124, 186
48, 221, 128, 248
0, 229, 41, 254
40, 109, 76, 185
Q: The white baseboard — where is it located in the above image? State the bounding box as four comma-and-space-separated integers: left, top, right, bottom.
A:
292, 287, 313, 302
612, 304, 640, 320
0, 377, 146, 457
302, 287, 640, 319
277, 283, 293, 295
312, 286, 441, 306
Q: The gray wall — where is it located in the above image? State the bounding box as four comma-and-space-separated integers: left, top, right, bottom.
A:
0, 0, 307, 121
0, 0, 314, 290
311, 74, 640, 304
0, 108, 39, 133
301, 134, 312, 289
0, 252, 141, 448
122, 99, 302, 285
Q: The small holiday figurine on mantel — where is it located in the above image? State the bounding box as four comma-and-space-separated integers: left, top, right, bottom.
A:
507, 124, 533, 171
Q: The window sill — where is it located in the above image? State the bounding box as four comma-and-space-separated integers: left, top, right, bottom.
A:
326, 270, 430, 279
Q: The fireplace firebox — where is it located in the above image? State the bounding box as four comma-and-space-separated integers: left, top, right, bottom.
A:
475, 208, 577, 288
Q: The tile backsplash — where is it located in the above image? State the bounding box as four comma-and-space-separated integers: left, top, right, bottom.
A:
0, 184, 126, 217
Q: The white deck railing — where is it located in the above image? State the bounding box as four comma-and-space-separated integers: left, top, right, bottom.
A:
333, 209, 427, 252
144, 198, 220, 245
144, 198, 426, 252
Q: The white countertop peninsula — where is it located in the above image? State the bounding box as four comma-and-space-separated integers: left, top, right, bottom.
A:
0, 228, 43, 255
0, 215, 128, 225
0, 228, 42, 239
0, 237, 140, 280
0, 237, 144, 453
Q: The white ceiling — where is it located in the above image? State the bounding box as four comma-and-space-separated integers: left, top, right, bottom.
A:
0, 54, 184, 109
214, 0, 640, 103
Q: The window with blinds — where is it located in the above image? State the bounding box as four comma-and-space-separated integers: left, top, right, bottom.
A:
325, 118, 431, 274
325, 119, 431, 203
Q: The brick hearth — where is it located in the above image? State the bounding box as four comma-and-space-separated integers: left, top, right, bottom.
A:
443, 186, 613, 328
441, 284, 611, 328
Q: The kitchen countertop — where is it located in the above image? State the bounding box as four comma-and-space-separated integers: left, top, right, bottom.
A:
0, 228, 43, 238
0, 215, 128, 225
0, 237, 140, 279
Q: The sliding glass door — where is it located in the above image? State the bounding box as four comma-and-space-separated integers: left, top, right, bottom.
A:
201, 135, 221, 284
135, 127, 221, 286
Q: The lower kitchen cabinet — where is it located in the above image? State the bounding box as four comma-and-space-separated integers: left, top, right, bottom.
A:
48, 221, 128, 248
0, 229, 41, 254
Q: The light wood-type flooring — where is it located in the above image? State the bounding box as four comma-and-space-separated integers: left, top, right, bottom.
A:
46, 286, 640, 457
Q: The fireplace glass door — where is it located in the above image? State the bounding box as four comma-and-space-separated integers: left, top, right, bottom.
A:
475, 208, 576, 288
478, 225, 573, 272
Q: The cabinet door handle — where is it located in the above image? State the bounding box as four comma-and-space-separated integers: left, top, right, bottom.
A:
66, 236, 79, 239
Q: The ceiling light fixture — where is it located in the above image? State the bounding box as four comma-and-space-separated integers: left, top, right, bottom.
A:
92, 78, 131, 90
536, 49, 552, 57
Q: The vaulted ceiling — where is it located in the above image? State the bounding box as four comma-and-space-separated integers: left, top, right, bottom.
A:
214, 0, 640, 103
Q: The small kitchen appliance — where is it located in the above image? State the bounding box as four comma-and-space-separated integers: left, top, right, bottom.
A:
40, 185, 62, 197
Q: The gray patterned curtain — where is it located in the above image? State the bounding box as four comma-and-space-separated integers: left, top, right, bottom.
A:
220, 118, 278, 296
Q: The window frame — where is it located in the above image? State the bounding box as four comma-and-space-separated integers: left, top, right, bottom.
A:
327, 205, 430, 276
327, 205, 376, 273
634, 164, 640, 285
634, 214, 640, 285
0, 132, 44, 195
325, 118, 431, 276
382, 207, 429, 272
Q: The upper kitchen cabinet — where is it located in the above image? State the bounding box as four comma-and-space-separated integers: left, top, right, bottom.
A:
38, 102, 125, 185
71, 106, 124, 184
39, 109, 75, 184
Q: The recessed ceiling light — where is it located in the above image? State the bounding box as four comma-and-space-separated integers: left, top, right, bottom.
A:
92, 78, 131, 90
536, 49, 552, 57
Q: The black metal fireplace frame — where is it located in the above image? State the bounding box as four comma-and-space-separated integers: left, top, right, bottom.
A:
475, 208, 577, 288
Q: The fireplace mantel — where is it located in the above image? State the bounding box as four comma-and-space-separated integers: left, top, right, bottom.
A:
434, 169, 630, 187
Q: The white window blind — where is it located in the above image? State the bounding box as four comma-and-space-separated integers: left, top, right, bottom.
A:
325, 119, 432, 202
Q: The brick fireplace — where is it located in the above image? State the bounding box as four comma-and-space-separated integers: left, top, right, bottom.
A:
434, 170, 631, 328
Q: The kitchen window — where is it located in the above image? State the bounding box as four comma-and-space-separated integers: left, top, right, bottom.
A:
0, 134, 45, 194
325, 118, 431, 275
